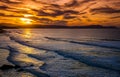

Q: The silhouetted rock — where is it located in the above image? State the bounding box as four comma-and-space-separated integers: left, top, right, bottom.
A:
0, 29, 6, 33
14, 65, 21, 69
17, 68, 24, 72
0, 65, 21, 70
0, 65, 15, 70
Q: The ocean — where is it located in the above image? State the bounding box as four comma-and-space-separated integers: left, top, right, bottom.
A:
0, 29, 120, 77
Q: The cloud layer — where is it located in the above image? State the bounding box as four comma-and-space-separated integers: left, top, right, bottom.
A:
0, 0, 120, 26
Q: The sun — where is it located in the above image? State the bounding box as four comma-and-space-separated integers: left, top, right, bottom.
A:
20, 18, 33, 24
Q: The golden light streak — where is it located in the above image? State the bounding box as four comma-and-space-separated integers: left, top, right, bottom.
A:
23, 29, 32, 39
20, 18, 33, 24
18, 8, 31, 11
23, 14, 33, 17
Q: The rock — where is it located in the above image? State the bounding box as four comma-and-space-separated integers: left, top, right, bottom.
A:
0, 65, 21, 70
17, 68, 24, 72
0, 29, 6, 33
0, 65, 15, 70
14, 65, 21, 69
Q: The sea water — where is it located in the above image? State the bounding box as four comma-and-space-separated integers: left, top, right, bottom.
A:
0, 29, 120, 77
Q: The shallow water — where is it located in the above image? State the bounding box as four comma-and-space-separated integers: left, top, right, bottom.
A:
0, 29, 120, 77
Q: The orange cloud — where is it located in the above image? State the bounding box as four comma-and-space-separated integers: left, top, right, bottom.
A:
0, 0, 120, 27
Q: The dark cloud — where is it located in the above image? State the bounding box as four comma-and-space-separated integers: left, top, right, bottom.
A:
53, 20, 67, 26
0, 13, 4, 16
80, 2, 97, 12
29, 17, 54, 24
65, 0, 95, 7
90, 7, 120, 14
50, 4, 61, 8
113, 2, 120, 6
64, 10, 79, 14
82, 16, 88, 18
7, 9, 29, 14
0, 0, 120, 26
110, 16, 120, 19
79, 12, 87, 15
81, 0, 96, 3
64, 14, 77, 19
65, 0, 78, 7
38, 9, 79, 17
0, 13, 23, 17
38, 18, 53, 24
38, 10, 62, 16
39, 18, 52, 21
29, 17, 52, 21
0, 0, 21, 3
80, 0, 95, 4
86, 18, 92, 22
81, 16, 92, 21
32, 17, 67, 25
0, 5, 9, 9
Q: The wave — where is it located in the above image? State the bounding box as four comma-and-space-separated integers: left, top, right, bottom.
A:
45, 37, 120, 50
2, 30, 119, 77
7, 32, 120, 72
7, 45, 50, 77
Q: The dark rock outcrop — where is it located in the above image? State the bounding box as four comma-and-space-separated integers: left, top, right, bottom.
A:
0, 29, 6, 33
0, 65, 20, 70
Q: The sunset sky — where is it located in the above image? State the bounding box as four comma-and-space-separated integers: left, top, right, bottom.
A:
0, 0, 120, 27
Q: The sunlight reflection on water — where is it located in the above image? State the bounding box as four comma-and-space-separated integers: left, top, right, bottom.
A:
23, 29, 32, 39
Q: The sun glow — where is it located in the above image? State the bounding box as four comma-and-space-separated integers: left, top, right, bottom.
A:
24, 14, 33, 17
20, 18, 33, 24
